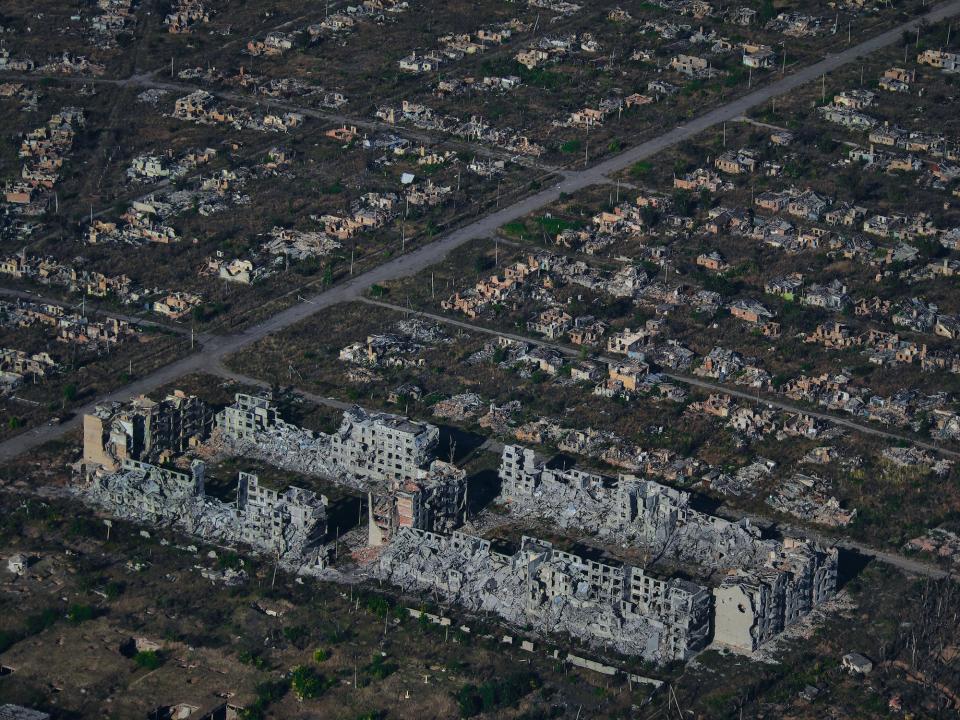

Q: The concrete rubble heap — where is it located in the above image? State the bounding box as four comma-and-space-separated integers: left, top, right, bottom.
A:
82, 459, 329, 573
376, 527, 710, 664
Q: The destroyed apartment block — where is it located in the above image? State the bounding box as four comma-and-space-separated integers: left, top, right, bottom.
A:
81, 459, 329, 572
214, 395, 468, 545
497, 445, 838, 654
376, 527, 711, 664
83, 391, 215, 473
367, 460, 466, 546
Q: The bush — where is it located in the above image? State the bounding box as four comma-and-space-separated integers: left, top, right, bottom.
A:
364, 654, 398, 681
239, 650, 269, 670
66, 604, 95, 624
313, 648, 330, 663
240, 679, 290, 719
25, 608, 59, 635
282, 625, 310, 648
456, 671, 540, 717
134, 650, 163, 670
290, 665, 331, 700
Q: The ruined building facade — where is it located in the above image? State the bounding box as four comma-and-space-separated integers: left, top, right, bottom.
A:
518, 537, 711, 660
329, 406, 439, 484
377, 527, 711, 663
712, 538, 837, 651
237, 472, 328, 557
84, 459, 328, 570
368, 460, 467, 546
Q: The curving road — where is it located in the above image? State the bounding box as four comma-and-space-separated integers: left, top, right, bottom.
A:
2, 0, 960, 465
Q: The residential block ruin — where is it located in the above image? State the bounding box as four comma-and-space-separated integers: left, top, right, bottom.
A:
496, 445, 838, 655
82, 393, 466, 561
376, 444, 838, 663
82, 458, 329, 572
77, 392, 835, 662
377, 528, 712, 662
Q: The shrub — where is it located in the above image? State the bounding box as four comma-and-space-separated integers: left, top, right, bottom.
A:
66, 604, 95, 624
134, 650, 163, 670
290, 665, 331, 700
456, 671, 540, 717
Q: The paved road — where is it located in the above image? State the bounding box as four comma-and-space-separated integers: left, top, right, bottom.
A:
358, 298, 960, 460
2, 0, 960, 465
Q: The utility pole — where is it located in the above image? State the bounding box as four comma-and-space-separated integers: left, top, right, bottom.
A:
821, 73, 826, 103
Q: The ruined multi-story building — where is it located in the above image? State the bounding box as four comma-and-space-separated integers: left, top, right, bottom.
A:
237, 472, 328, 557
377, 528, 711, 663
713, 538, 837, 652
216, 395, 441, 487
367, 460, 467, 546
215, 393, 283, 441
83, 391, 214, 472
329, 406, 439, 484
90, 458, 207, 521
84, 459, 328, 570
496, 444, 838, 654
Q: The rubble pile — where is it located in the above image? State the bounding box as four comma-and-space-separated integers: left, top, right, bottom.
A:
905, 528, 960, 566
217, 421, 346, 486
432, 393, 485, 421
767, 473, 856, 527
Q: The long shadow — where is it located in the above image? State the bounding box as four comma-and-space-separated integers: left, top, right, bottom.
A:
468, 468, 501, 515
836, 546, 873, 590
326, 494, 364, 540
438, 424, 486, 463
